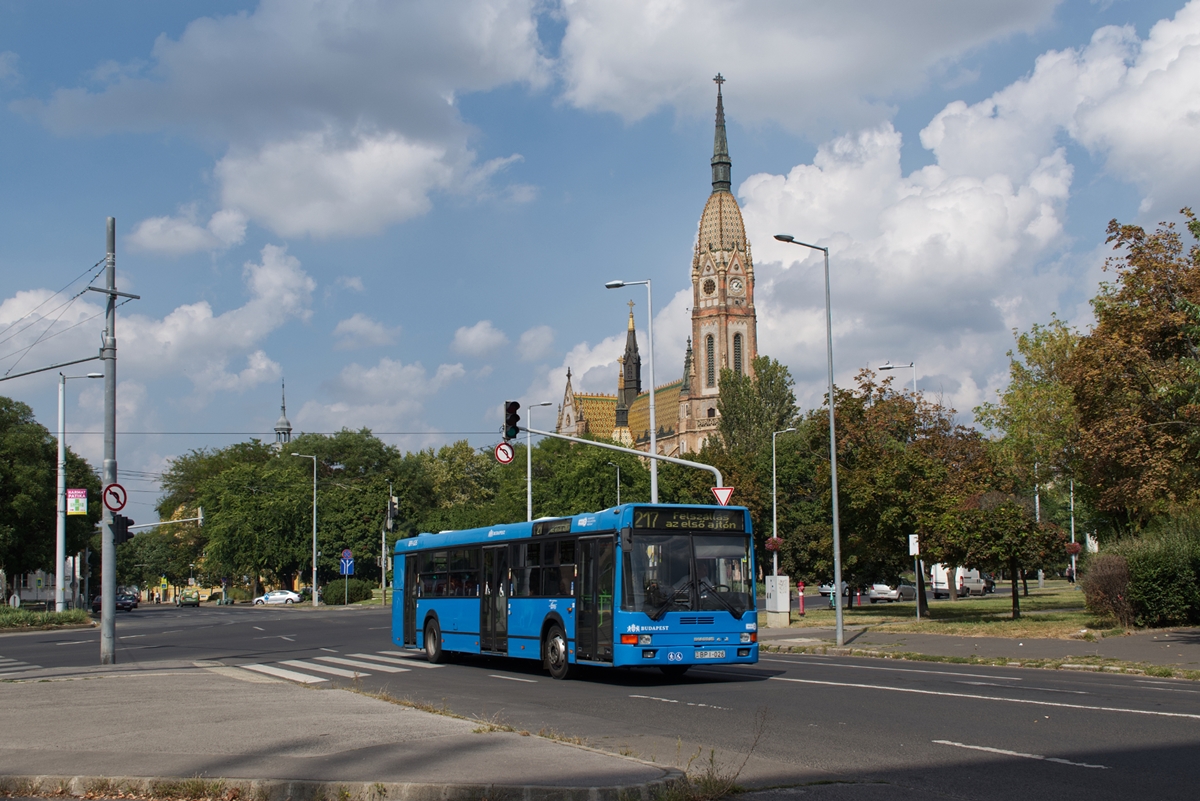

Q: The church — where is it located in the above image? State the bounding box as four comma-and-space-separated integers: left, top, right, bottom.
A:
556, 76, 759, 456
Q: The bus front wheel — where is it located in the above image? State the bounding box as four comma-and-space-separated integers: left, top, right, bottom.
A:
424, 619, 446, 663
544, 624, 572, 680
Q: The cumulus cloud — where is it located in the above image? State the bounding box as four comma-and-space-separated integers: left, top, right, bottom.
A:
296, 357, 466, 433
452, 320, 509, 356
127, 207, 246, 255
557, 0, 1059, 133
20, 0, 549, 238
517, 325, 555, 361
336, 276, 365, 292
333, 313, 399, 349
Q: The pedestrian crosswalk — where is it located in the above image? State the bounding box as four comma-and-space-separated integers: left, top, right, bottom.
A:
0, 656, 41, 675
238, 650, 442, 684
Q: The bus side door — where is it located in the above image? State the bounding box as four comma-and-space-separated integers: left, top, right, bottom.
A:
577, 536, 614, 662
403, 553, 418, 646
481, 545, 508, 653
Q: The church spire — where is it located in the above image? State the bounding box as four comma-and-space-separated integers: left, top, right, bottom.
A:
711, 73, 731, 193
274, 379, 292, 446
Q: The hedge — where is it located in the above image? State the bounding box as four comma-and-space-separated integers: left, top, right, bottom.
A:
323, 577, 375, 605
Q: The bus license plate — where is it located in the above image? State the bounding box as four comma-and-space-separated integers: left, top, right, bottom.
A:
695, 649, 725, 659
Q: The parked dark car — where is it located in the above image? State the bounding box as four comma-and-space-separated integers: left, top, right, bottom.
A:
93, 594, 137, 612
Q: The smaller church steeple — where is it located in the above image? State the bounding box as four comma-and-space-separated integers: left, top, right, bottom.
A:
711, 74, 731, 193
274, 379, 292, 446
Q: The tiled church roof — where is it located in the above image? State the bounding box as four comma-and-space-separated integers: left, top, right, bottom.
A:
628, 381, 683, 445
573, 393, 617, 436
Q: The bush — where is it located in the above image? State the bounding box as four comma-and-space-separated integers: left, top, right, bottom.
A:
323, 577, 375, 605
1119, 531, 1200, 627
1081, 554, 1134, 627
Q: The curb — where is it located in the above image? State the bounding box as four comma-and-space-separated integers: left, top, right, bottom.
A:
760, 643, 1200, 680
0, 772, 683, 801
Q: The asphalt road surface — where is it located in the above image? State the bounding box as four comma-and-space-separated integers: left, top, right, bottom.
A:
5, 604, 1198, 800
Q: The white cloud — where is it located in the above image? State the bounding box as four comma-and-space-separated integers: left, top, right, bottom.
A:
524, 333, 624, 413
22, 0, 550, 239
452, 320, 509, 356
557, 0, 1059, 133
517, 325, 555, 361
336, 276, 365, 292
333, 313, 399, 349
296, 357, 466, 433
0, 51, 19, 87
127, 206, 247, 255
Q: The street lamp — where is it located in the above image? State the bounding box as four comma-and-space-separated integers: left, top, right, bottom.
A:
57, 371, 102, 611
774, 234, 845, 646
607, 461, 621, 506
878, 361, 917, 394
605, 279, 658, 503
292, 453, 318, 607
772, 427, 796, 578
527, 401, 553, 521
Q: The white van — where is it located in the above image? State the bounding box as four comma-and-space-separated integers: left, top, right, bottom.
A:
929, 564, 986, 598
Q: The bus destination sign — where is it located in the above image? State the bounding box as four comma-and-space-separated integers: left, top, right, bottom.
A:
532, 518, 573, 537
632, 507, 745, 532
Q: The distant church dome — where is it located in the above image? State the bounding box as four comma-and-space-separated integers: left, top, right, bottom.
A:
697, 191, 747, 253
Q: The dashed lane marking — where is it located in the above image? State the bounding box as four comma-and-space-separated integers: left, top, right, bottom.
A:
490, 674, 536, 683
630, 694, 731, 710
240, 663, 327, 684
933, 740, 1109, 769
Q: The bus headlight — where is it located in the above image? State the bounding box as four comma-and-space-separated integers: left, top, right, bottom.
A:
740, 632, 756, 643
639, 634, 652, 645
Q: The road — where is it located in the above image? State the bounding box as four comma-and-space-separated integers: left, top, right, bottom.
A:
4, 604, 1198, 800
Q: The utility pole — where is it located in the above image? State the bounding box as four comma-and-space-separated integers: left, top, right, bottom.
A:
100, 218, 118, 665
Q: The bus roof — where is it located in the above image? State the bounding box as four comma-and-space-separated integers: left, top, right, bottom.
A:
394, 503, 751, 553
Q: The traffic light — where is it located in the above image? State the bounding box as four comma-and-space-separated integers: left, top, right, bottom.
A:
113, 514, 133, 545
504, 401, 521, 440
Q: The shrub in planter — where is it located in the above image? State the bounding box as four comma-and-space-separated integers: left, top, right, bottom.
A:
1081, 554, 1134, 628
323, 577, 375, 605
1120, 532, 1200, 627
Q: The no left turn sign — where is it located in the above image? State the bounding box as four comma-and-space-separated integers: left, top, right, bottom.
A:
102, 483, 128, 512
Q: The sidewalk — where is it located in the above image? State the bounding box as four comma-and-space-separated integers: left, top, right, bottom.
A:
757, 623, 1200, 670
0, 664, 679, 801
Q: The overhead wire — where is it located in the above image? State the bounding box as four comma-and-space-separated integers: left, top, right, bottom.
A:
1, 259, 111, 376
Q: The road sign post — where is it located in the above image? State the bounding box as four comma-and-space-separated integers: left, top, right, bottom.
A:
340, 550, 354, 605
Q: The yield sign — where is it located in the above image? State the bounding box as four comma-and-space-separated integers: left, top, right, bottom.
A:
711, 487, 734, 506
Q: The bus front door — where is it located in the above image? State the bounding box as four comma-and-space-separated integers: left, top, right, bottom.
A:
403, 554, 418, 646
577, 536, 614, 662
481, 546, 508, 653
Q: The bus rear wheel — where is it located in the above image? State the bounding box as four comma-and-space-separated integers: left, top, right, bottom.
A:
424, 619, 446, 663
660, 665, 690, 678
544, 624, 572, 680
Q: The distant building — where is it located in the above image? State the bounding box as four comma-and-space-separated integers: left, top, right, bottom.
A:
556, 75, 759, 456
274, 379, 292, 448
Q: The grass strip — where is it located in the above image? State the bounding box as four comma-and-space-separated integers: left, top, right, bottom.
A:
0, 608, 92, 630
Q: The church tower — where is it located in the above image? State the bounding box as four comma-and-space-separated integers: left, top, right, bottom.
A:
681, 75, 759, 450
274, 379, 292, 447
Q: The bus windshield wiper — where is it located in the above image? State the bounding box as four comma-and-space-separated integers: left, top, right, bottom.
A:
647, 578, 690, 620
698, 577, 742, 617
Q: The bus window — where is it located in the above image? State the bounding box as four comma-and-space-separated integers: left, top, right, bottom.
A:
694, 536, 753, 615
421, 551, 448, 597
449, 548, 480, 597
541, 540, 576, 596
622, 534, 693, 616
511, 543, 541, 597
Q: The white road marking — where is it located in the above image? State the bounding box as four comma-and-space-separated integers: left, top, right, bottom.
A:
769, 676, 1200, 719
240, 663, 327, 684
490, 674, 537, 683
348, 653, 424, 668
933, 740, 1109, 769
957, 681, 1088, 695
0, 663, 39, 673
763, 657, 1022, 681
375, 651, 444, 668
280, 636, 295, 641
120, 634, 146, 639
280, 660, 364, 678
629, 694, 731, 710
368, 626, 389, 630
320, 647, 338, 652
315, 656, 408, 673
54, 640, 93, 646
253, 626, 264, 631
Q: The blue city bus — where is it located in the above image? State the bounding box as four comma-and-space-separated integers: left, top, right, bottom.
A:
391, 503, 759, 679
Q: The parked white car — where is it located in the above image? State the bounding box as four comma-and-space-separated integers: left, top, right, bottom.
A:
867, 582, 918, 603
254, 590, 300, 605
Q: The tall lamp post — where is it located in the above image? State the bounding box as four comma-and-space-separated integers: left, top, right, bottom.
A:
774, 234, 845, 646
878, 361, 916, 394
771, 427, 796, 578
292, 453, 318, 607
604, 279, 658, 503
57, 371, 102, 611
526, 401, 553, 521
607, 461, 621, 506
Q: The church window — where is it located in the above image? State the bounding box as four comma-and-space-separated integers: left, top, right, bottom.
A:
705, 335, 715, 387
733, 333, 743, 374
707, 407, 716, 418
703, 278, 716, 296
566, 415, 571, 426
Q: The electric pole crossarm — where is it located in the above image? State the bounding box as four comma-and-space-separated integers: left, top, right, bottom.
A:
522, 426, 723, 489
86, 287, 141, 300
0, 355, 100, 383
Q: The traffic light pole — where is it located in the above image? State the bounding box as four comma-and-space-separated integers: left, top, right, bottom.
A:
520, 426, 722, 489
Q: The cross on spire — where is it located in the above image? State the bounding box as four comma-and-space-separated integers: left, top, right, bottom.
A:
713, 73, 725, 87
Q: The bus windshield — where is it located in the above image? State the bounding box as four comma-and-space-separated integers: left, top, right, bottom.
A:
621, 533, 753, 620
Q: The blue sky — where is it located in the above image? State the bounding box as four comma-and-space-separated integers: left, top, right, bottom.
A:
2, 0, 1198, 522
